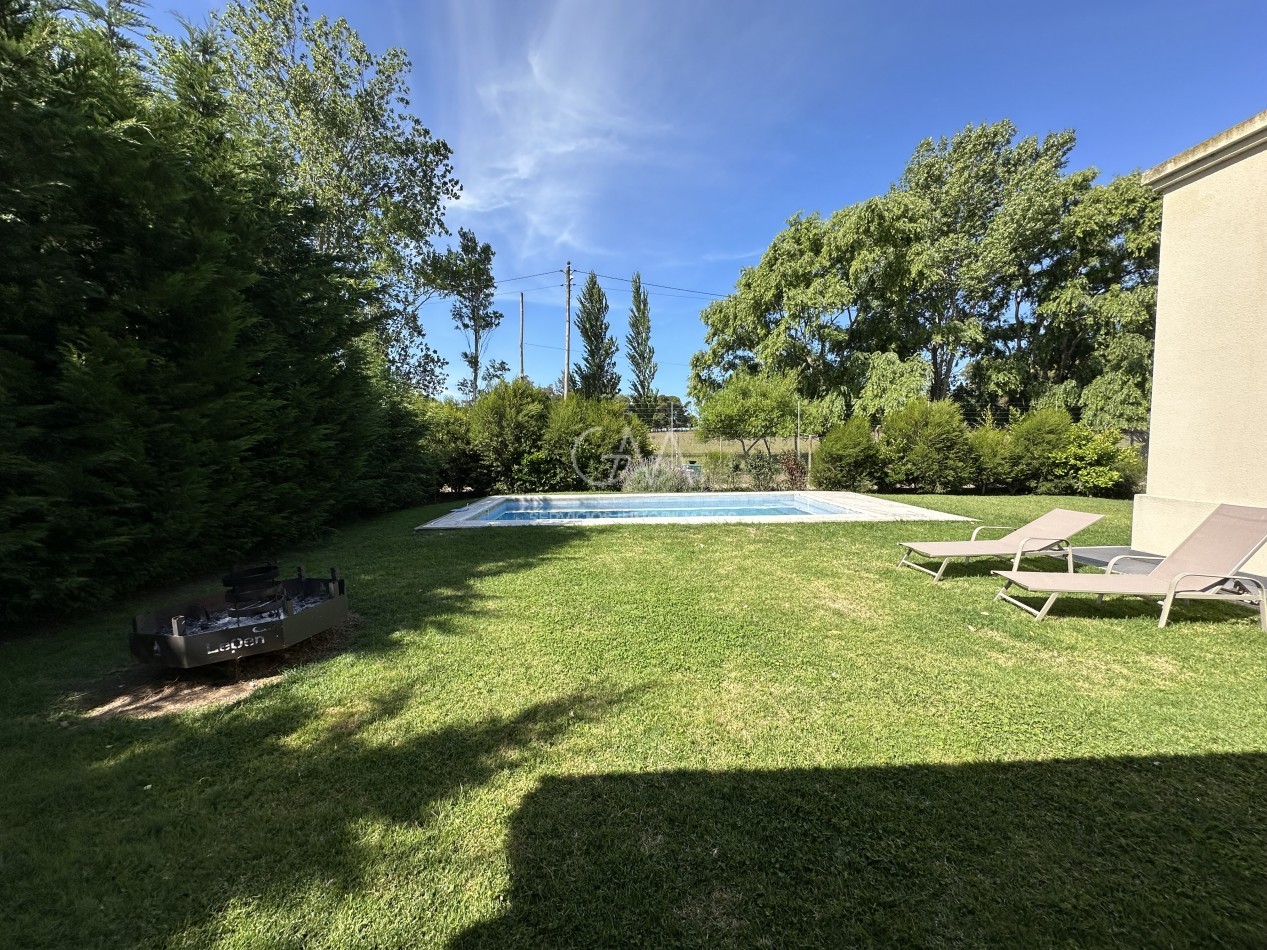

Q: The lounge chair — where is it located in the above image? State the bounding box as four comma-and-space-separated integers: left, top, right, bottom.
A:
994, 503, 1267, 628
897, 508, 1104, 582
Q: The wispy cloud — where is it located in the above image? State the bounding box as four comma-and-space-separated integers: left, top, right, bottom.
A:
432, 0, 664, 258
699, 247, 766, 264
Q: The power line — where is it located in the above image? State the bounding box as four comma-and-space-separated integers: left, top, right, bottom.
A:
588, 272, 728, 299
492, 284, 561, 299
524, 340, 694, 369
494, 270, 560, 285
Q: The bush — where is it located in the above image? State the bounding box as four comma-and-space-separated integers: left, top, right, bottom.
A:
429, 400, 494, 495
701, 451, 742, 490
1042, 425, 1142, 498
526, 397, 650, 492
814, 417, 880, 491
780, 451, 808, 490
746, 453, 782, 491
1007, 407, 1073, 492
620, 458, 696, 493
879, 399, 973, 492
968, 423, 1013, 494
469, 379, 551, 492
1112, 444, 1147, 495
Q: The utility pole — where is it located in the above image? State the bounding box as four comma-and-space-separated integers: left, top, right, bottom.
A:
563, 261, 573, 397
518, 292, 525, 379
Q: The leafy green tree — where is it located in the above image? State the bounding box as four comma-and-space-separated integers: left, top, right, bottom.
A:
572, 272, 620, 398
625, 273, 658, 410
852, 352, 931, 424
692, 121, 1160, 428
0, 4, 442, 621
216, 0, 461, 392
449, 228, 503, 402
877, 122, 1094, 399
967, 171, 1160, 415
697, 373, 798, 456
690, 209, 876, 400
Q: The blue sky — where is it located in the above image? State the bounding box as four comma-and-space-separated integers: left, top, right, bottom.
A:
152, 0, 1267, 400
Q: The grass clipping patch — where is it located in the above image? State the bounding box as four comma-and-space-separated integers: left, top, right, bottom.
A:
73, 615, 360, 720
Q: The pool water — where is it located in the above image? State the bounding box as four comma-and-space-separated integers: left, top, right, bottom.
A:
476, 493, 859, 523
417, 490, 969, 530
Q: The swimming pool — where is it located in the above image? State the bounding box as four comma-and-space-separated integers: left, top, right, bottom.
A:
416, 492, 968, 529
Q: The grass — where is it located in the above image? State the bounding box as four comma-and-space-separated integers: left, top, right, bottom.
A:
3, 494, 1267, 947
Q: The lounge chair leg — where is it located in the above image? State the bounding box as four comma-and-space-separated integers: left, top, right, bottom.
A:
1034, 592, 1060, 622
1065, 544, 1074, 573
1259, 597, 1266, 633
1158, 593, 1175, 629
933, 558, 950, 582
994, 580, 1012, 602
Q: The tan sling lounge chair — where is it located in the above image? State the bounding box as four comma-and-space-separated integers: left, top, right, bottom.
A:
898, 508, 1104, 582
994, 503, 1267, 628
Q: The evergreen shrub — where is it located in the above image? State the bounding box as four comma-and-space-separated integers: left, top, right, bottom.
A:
879, 399, 974, 492
814, 417, 880, 491
968, 423, 1014, 494
1007, 408, 1073, 492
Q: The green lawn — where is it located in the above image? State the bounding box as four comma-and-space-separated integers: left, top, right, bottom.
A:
3, 495, 1266, 948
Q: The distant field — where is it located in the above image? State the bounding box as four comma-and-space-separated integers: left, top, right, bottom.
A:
651, 429, 816, 460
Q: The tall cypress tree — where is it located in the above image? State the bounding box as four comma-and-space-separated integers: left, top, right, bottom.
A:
624, 272, 657, 414
572, 272, 620, 398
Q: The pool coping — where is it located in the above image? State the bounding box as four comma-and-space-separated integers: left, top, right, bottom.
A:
415, 491, 971, 530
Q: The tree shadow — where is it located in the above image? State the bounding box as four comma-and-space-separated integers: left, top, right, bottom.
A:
456, 754, 1267, 948
2, 514, 592, 721
398, 525, 596, 639
2, 684, 637, 947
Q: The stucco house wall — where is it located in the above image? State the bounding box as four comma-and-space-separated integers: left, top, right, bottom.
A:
1135, 109, 1267, 573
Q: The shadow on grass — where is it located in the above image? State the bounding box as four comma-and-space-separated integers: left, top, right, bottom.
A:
0, 514, 592, 722
2, 685, 635, 947
456, 754, 1267, 948
398, 525, 594, 638
993, 590, 1259, 627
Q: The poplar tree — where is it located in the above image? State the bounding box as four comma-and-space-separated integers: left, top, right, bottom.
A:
625, 272, 658, 413
449, 228, 503, 401
572, 272, 620, 398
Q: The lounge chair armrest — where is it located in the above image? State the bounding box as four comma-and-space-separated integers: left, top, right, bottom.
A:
1167, 571, 1243, 594
1015, 536, 1068, 549
970, 525, 1015, 541
1011, 537, 1072, 571
1105, 554, 1165, 575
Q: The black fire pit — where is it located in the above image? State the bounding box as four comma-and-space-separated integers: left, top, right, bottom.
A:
131, 565, 349, 669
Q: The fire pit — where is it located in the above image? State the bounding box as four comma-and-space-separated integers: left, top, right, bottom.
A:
130, 564, 349, 669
